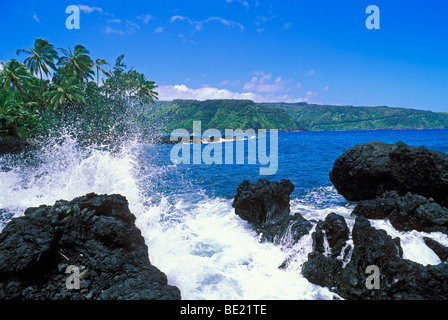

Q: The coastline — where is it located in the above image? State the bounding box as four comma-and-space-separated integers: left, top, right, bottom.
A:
1, 135, 448, 300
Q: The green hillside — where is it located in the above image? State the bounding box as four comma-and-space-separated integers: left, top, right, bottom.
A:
149, 99, 298, 132
148, 99, 448, 133
266, 103, 448, 131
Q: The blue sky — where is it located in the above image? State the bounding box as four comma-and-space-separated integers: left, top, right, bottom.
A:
0, 0, 447, 112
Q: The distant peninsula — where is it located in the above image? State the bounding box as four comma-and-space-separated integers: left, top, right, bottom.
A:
149, 99, 448, 133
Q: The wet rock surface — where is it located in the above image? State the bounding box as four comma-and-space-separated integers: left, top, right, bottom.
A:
0, 193, 181, 300
303, 216, 448, 300
305, 142, 448, 299
233, 178, 295, 226
329, 141, 448, 206
232, 179, 312, 245
352, 191, 448, 234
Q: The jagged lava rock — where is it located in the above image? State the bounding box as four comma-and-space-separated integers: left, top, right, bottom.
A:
322, 213, 350, 257
257, 212, 312, 244
329, 141, 448, 206
232, 179, 312, 244
423, 237, 448, 263
302, 216, 448, 300
232, 178, 295, 226
0, 193, 181, 300
352, 191, 448, 234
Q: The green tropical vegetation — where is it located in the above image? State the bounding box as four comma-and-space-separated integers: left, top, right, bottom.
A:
150, 99, 299, 132
266, 102, 448, 131
151, 100, 448, 132
0, 38, 159, 140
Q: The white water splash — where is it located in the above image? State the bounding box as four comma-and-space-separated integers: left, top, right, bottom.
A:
370, 219, 448, 266
0, 135, 142, 229
1, 136, 446, 300
0, 136, 338, 299
136, 196, 337, 300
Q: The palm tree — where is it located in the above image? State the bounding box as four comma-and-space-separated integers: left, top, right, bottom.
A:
132, 72, 158, 120
0, 60, 33, 99
135, 73, 158, 104
16, 39, 58, 82
16, 39, 58, 110
45, 75, 85, 110
58, 45, 94, 84
94, 58, 111, 86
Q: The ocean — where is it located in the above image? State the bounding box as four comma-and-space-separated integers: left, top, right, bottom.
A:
1, 128, 448, 299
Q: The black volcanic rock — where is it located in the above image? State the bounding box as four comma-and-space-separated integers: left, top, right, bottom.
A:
322, 213, 350, 257
329, 141, 448, 206
302, 216, 448, 300
232, 179, 295, 226
304, 141, 448, 299
0, 193, 181, 300
423, 237, 448, 263
301, 251, 343, 288
232, 179, 312, 245
352, 191, 448, 234
257, 212, 312, 244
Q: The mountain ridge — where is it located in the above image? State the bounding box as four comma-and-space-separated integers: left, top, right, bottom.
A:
150, 100, 448, 133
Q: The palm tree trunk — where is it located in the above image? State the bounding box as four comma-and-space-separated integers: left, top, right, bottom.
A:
14, 81, 25, 98
39, 68, 47, 111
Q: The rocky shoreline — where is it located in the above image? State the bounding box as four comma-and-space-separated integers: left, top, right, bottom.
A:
0, 193, 180, 300
1, 140, 447, 300
232, 141, 448, 300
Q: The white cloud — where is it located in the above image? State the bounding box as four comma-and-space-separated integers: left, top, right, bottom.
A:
137, 14, 153, 24
219, 79, 241, 86
104, 26, 124, 35
126, 20, 140, 33
324, 86, 329, 91
255, 13, 277, 26
226, 0, 250, 9
170, 15, 244, 32
284, 22, 292, 29
104, 20, 140, 35
306, 69, 315, 76
243, 71, 290, 93
77, 4, 103, 14
170, 15, 190, 24
305, 91, 318, 100
158, 84, 257, 101
108, 19, 121, 23
157, 84, 312, 103
154, 26, 164, 33
32, 12, 40, 23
